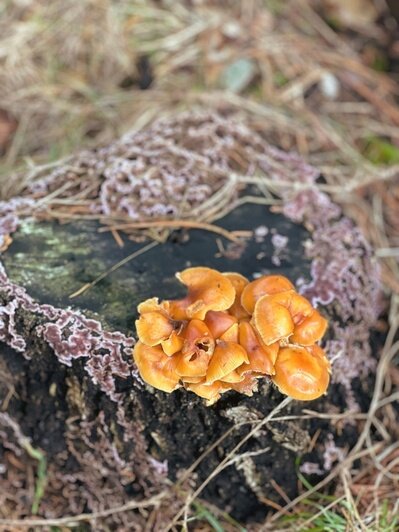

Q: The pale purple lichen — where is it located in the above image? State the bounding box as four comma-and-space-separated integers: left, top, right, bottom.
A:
21, 112, 258, 222
299, 461, 324, 476
282, 188, 381, 404
323, 433, 347, 471
0, 266, 135, 401
254, 225, 269, 242
0, 408, 166, 526
271, 233, 289, 249
271, 232, 289, 266
299, 433, 349, 476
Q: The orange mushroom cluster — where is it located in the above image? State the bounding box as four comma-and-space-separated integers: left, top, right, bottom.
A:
133, 267, 330, 405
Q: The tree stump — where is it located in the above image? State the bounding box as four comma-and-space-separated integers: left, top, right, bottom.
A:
0, 112, 381, 529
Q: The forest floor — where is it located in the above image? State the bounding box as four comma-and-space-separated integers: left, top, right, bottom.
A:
0, 0, 399, 530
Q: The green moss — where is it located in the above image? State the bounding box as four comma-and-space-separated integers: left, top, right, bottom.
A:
2, 203, 310, 333
2, 219, 142, 331
371, 54, 389, 73
362, 136, 399, 165
274, 72, 289, 87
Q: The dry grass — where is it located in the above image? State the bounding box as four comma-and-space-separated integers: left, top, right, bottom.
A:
0, 0, 398, 529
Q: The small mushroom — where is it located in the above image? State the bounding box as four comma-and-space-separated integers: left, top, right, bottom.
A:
169, 267, 236, 320
206, 341, 249, 384
286, 292, 314, 324
291, 310, 328, 345
271, 345, 330, 401
252, 291, 314, 346
237, 321, 277, 376
223, 272, 250, 319
220, 369, 245, 383
252, 292, 295, 346
241, 275, 294, 314
133, 341, 181, 392
175, 350, 210, 378
138, 297, 169, 314
182, 376, 205, 384
185, 381, 226, 404
230, 374, 259, 396
161, 331, 185, 356
135, 311, 175, 347
182, 319, 215, 357
218, 322, 239, 343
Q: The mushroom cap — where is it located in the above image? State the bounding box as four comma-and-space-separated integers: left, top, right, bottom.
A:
286, 292, 314, 324
169, 267, 236, 320
241, 275, 294, 314
220, 369, 245, 383
252, 292, 295, 345
230, 374, 259, 396
272, 345, 330, 401
185, 381, 226, 404
135, 311, 174, 347
307, 344, 331, 372
133, 341, 181, 392
238, 321, 277, 376
161, 331, 185, 356
223, 272, 250, 319
251, 290, 315, 346
219, 322, 239, 343
204, 311, 237, 339
175, 350, 210, 378
206, 341, 249, 384
137, 297, 169, 315
182, 375, 205, 384
291, 310, 328, 345
182, 319, 215, 357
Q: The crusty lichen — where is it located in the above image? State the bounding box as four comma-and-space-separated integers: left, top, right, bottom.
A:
283, 190, 381, 409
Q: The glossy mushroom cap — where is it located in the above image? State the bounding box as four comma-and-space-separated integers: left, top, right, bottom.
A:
241, 275, 294, 314
135, 311, 175, 347
238, 321, 277, 375
206, 341, 249, 384
137, 297, 168, 314
291, 310, 328, 345
272, 345, 330, 401
169, 267, 236, 320
204, 311, 237, 340
161, 331, 184, 356
223, 272, 250, 319
252, 292, 295, 345
133, 342, 181, 392
252, 291, 315, 346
